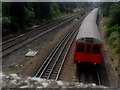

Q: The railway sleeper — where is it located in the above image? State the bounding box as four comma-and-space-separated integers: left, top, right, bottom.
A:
50, 76, 56, 79
45, 70, 52, 73
43, 73, 49, 76
42, 76, 48, 78
57, 66, 61, 69
51, 73, 58, 75
52, 71, 59, 74
47, 68, 52, 71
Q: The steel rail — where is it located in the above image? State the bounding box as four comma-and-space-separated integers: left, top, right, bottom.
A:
2, 17, 75, 57
34, 30, 75, 77
38, 30, 73, 78
39, 21, 80, 79
47, 25, 79, 80
2, 14, 75, 45
2, 15, 75, 51
34, 35, 67, 77
55, 28, 79, 80
96, 67, 101, 85
46, 31, 75, 79
34, 16, 84, 80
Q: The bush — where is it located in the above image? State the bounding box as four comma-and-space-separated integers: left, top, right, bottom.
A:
73, 7, 85, 16
49, 3, 63, 19
107, 29, 119, 53
106, 25, 120, 38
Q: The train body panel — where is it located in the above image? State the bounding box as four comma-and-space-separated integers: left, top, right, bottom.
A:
74, 8, 102, 64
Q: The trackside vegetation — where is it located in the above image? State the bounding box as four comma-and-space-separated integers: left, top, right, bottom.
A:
2, 2, 92, 37
101, 2, 120, 71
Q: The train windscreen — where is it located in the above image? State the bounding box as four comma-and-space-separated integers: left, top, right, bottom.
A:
92, 44, 100, 54
86, 44, 91, 53
76, 43, 85, 52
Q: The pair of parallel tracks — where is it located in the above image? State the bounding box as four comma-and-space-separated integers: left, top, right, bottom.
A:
2, 12, 102, 85
2, 14, 78, 57
34, 20, 81, 80
34, 15, 102, 85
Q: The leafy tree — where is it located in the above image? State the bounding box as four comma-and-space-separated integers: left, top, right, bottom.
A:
50, 3, 63, 19
101, 2, 120, 54
2, 2, 93, 37
24, 3, 35, 25
9, 2, 26, 32
100, 2, 113, 16
108, 3, 120, 26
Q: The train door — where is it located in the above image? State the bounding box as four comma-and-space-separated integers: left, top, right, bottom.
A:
85, 43, 92, 61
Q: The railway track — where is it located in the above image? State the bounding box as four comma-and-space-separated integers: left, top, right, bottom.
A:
76, 63, 102, 85
3, 14, 75, 42
96, 67, 101, 85
2, 14, 79, 57
34, 20, 81, 80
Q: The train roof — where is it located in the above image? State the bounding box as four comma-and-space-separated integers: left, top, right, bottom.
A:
76, 8, 102, 42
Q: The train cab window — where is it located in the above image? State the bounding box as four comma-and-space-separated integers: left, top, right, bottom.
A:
86, 44, 91, 53
92, 44, 100, 54
76, 43, 85, 52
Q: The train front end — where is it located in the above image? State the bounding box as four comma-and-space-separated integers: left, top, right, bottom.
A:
73, 38, 102, 64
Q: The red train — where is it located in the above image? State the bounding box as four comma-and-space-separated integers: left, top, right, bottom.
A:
73, 8, 102, 64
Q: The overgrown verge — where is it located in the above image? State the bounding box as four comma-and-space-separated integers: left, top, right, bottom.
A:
101, 2, 120, 74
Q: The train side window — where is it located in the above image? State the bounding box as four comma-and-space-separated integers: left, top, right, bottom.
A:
86, 44, 91, 53
76, 43, 85, 52
92, 45, 100, 54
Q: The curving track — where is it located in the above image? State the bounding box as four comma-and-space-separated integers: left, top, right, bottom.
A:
34, 14, 102, 84
34, 20, 81, 80
2, 14, 79, 57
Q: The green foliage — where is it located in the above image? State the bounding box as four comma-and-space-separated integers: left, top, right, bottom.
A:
24, 4, 35, 19
73, 7, 81, 13
108, 3, 120, 26
100, 2, 113, 16
105, 24, 120, 37
2, 16, 10, 29
101, 2, 120, 54
73, 7, 85, 16
50, 3, 62, 19
101, 2, 120, 27
107, 31, 119, 53
2, 2, 93, 37
2, 16, 10, 36
24, 4, 35, 26
105, 25, 120, 53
